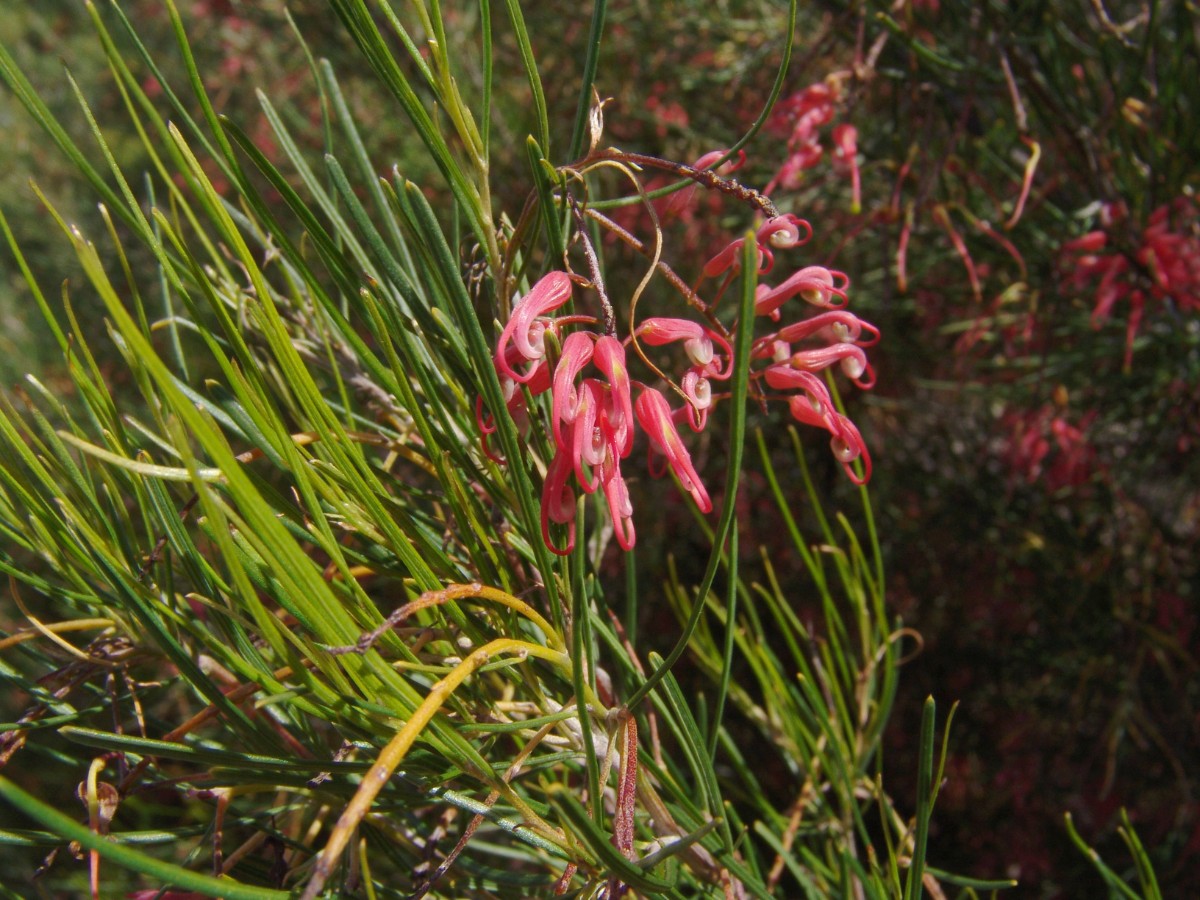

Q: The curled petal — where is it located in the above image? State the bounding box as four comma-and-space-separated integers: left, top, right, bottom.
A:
703, 238, 765, 278
772, 310, 881, 347
765, 366, 836, 427
681, 369, 712, 432
751, 338, 794, 363
635, 318, 733, 379
790, 343, 874, 388
551, 331, 595, 447
765, 366, 872, 484
828, 413, 872, 484
495, 272, 572, 380
601, 464, 637, 551
755, 266, 849, 318
757, 214, 813, 250
541, 448, 577, 556
593, 336, 635, 456
635, 387, 712, 513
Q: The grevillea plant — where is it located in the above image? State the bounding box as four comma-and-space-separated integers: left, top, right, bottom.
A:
482, 205, 876, 556
0, 1, 1017, 898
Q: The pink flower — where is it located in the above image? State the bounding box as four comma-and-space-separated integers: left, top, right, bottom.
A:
551, 331, 595, 448
593, 336, 635, 457
763, 310, 881, 348
680, 369, 712, 431
831, 123, 861, 213
494, 272, 573, 383
601, 464, 637, 550
706, 216, 815, 278
755, 266, 849, 319
763, 366, 872, 483
541, 447, 577, 555
634, 317, 733, 378
702, 237, 763, 278
757, 214, 813, 250
634, 387, 713, 513
787, 343, 874, 388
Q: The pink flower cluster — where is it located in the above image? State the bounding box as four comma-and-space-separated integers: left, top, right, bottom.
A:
1061, 196, 1200, 367
1001, 405, 1097, 491
765, 83, 861, 211
484, 214, 877, 554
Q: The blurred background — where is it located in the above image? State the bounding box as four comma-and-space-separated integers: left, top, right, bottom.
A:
1, 0, 1196, 895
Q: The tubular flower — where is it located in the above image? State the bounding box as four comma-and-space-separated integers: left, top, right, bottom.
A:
550, 331, 595, 448
702, 237, 764, 278
634, 387, 712, 513
541, 447, 577, 556
787, 343, 874, 388
601, 463, 637, 551
680, 369, 712, 431
755, 266, 849, 319
593, 335, 635, 457
494, 271, 573, 382
831, 124, 861, 213
703, 216, 813, 278
757, 310, 881, 352
764, 366, 871, 483
634, 317, 733, 379
757, 214, 813, 250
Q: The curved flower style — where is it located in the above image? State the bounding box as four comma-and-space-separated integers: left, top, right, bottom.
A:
765, 309, 881, 348
764, 365, 872, 483
703, 215, 813, 278
634, 317, 733, 379
702, 237, 764, 278
787, 343, 874, 388
755, 266, 849, 318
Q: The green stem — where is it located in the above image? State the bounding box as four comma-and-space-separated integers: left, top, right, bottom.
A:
567, 0, 608, 162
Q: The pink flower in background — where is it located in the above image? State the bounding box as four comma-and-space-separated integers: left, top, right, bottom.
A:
832, 123, 861, 213
1060, 196, 1200, 367
1001, 405, 1098, 491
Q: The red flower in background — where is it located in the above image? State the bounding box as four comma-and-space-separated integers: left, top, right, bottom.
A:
1061, 196, 1200, 368
1001, 404, 1099, 491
